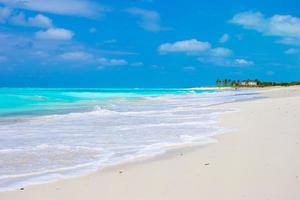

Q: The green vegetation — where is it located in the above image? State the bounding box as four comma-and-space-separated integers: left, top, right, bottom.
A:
215, 79, 300, 88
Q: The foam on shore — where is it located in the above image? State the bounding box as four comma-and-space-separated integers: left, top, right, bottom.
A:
0, 89, 258, 191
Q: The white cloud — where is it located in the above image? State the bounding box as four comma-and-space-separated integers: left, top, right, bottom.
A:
28, 14, 53, 28
0, 0, 106, 18
127, 7, 165, 32
159, 39, 232, 57
197, 57, 254, 67
230, 12, 266, 32
230, 11, 300, 46
234, 58, 254, 66
110, 59, 128, 66
197, 56, 229, 66
210, 47, 232, 57
58, 51, 129, 68
11, 13, 53, 28
158, 38, 250, 67
285, 48, 299, 55
0, 7, 53, 28
1, 9, 73, 42
36, 28, 74, 40
278, 37, 300, 46
60, 51, 92, 61
219, 33, 229, 43
268, 15, 300, 38
97, 58, 128, 66
0, 32, 130, 70
159, 39, 211, 53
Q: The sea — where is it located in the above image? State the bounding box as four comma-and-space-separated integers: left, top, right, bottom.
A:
0, 88, 257, 191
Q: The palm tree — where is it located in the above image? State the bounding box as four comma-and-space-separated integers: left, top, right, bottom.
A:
228, 79, 232, 86
216, 79, 221, 87
223, 79, 228, 86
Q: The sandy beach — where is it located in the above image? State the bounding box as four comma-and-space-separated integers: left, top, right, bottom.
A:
1, 86, 300, 200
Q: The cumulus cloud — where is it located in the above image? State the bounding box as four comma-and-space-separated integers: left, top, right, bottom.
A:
159, 39, 211, 53
230, 11, 300, 45
35, 28, 74, 40
278, 37, 300, 46
197, 57, 254, 67
159, 39, 253, 66
219, 33, 229, 43
159, 39, 232, 57
57, 49, 130, 69
126, 7, 166, 32
12, 13, 53, 28
230, 12, 266, 31
210, 47, 232, 57
234, 58, 254, 66
60, 51, 93, 61
0, 8, 72, 41
97, 58, 128, 66
0, 0, 107, 18
0, 7, 53, 28
28, 14, 53, 28
0, 31, 129, 70
58, 50, 129, 69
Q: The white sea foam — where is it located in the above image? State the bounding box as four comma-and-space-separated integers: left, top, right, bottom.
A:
0, 89, 258, 191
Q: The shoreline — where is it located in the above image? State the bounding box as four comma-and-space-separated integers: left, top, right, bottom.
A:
0, 88, 256, 192
1, 86, 300, 199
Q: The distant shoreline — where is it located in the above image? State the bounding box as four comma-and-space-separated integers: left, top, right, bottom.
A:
193, 85, 300, 90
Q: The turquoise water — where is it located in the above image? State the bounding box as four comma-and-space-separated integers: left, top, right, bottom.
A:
0, 88, 213, 116
0, 88, 256, 191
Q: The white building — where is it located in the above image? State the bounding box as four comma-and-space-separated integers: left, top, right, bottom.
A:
240, 81, 258, 87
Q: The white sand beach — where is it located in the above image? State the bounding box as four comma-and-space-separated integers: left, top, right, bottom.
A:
1, 86, 300, 200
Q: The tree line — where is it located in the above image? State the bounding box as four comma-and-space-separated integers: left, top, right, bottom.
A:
215, 79, 300, 87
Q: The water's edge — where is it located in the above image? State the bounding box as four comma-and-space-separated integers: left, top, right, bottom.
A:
0, 89, 259, 192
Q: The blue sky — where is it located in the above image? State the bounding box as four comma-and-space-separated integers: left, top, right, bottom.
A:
0, 0, 300, 87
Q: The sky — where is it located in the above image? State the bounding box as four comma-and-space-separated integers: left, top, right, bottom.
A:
0, 0, 300, 87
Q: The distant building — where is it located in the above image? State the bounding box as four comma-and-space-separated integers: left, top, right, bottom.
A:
240, 80, 258, 87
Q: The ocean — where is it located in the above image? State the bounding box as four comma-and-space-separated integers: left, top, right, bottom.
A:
0, 88, 257, 191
